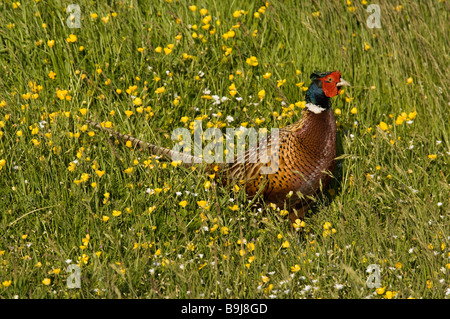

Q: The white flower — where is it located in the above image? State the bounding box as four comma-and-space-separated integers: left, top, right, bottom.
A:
334, 283, 344, 290
226, 115, 234, 123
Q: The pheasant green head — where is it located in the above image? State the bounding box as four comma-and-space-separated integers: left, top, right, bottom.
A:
306, 71, 350, 112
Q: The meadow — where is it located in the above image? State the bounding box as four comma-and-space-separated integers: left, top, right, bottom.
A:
0, 0, 449, 299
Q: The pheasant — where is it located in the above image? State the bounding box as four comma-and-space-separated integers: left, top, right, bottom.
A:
87, 70, 350, 223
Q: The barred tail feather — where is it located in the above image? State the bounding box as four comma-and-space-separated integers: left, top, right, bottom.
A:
86, 120, 202, 166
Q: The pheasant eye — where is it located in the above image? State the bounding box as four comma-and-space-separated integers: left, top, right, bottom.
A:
327, 77, 333, 82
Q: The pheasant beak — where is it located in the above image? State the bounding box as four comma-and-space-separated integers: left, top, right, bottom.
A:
336, 78, 351, 87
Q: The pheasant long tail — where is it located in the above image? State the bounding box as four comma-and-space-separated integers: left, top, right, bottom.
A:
86, 120, 202, 166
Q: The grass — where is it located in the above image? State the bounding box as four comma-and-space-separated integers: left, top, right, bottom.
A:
0, 0, 449, 299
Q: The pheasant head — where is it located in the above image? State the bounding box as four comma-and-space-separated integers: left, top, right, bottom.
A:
305, 71, 350, 113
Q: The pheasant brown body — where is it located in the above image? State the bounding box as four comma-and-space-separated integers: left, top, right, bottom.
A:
220, 108, 337, 221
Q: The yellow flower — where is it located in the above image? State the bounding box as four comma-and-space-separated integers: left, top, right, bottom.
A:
133, 97, 142, 106
112, 210, 122, 217
79, 108, 87, 116
384, 291, 396, 299
258, 89, 265, 100
228, 204, 239, 211
364, 42, 370, 51
281, 241, 290, 248
376, 286, 386, 295
406, 77, 413, 85
48, 71, 56, 79
279, 209, 288, 216
293, 219, 306, 229
102, 215, 110, 222
124, 110, 133, 117
291, 264, 301, 272
189, 5, 197, 11
124, 167, 133, 174
255, 118, 265, 125
47, 40, 55, 48
56, 89, 68, 100
428, 154, 437, 160
228, 83, 237, 97
95, 170, 105, 177
350, 107, 357, 114
42, 278, 51, 286
379, 121, 388, 131
2, 280, 12, 287
52, 268, 61, 275
155, 86, 165, 94
66, 34, 77, 43
222, 30, 236, 40
277, 79, 286, 87
197, 200, 210, 210
179, 200, 188, 208
246, 56, 259, 66
90, 13, 98, 19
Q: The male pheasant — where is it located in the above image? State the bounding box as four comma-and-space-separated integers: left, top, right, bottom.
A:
87, 70, 350, 223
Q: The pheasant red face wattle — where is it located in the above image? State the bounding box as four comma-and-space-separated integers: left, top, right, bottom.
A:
319, 71, 350, 97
